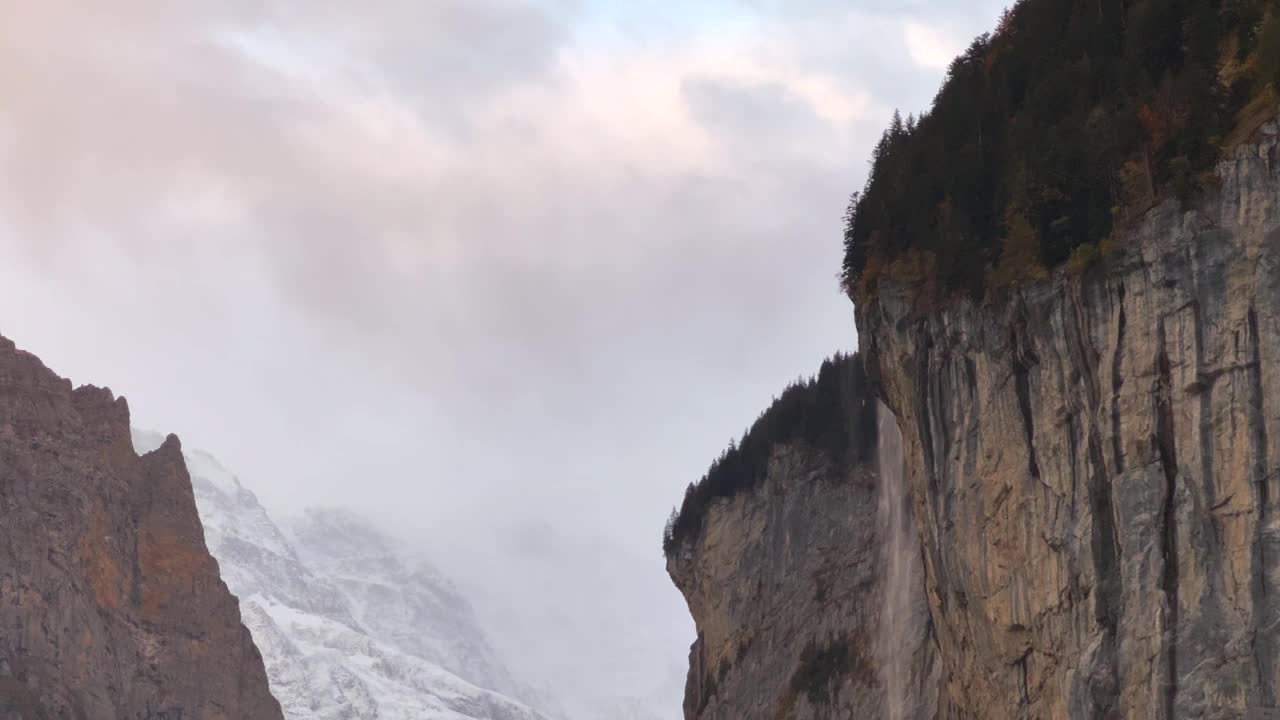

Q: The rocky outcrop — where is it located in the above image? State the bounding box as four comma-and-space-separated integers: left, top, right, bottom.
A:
856, 117, 1280, 718
666, 358, 938, 719
0, 337, 281, 719
130, 430, 553, 720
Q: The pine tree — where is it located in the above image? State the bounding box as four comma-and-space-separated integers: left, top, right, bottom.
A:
841, 0, 1273, 300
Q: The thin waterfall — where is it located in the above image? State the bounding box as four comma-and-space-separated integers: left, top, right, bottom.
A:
877, 402, 918, 720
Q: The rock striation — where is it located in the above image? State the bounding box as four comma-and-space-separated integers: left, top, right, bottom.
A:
666, 357, 938, 719
856, 117, 1280, 718
0, 337, 281, 719
668, 100, 1280, 720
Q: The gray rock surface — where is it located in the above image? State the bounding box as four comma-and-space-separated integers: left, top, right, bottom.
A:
666, 439, 937, 720
856, 115, 1280, 718
0, 337, 281, 719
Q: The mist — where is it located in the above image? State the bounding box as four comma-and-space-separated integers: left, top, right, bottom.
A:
0, 0, 1006, 716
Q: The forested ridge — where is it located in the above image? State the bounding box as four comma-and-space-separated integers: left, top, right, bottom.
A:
842, 0, 1280, 302
664, 0, 1280, 557
663, 353, 877, 554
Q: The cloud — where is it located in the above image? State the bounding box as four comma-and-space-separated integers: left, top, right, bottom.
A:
0, 1, 1009, 717
904, 20, 962, 70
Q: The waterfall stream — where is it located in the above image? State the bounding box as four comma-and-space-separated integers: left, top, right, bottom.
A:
877, 402, 918, 720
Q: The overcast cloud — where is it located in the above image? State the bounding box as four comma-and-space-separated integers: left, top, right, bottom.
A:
0, 1, 1005, 716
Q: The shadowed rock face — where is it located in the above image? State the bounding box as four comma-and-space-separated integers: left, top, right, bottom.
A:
857, 117, 1280, 719
0, 337, 281, 719
667, 437, 938, 720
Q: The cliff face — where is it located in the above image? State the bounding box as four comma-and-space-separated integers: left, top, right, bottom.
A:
0, 338, 281, 719
666, 362, 938, 719
857, 117, 1280, 718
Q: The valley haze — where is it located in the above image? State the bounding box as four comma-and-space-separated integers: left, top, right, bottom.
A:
0, 0, 1007, 717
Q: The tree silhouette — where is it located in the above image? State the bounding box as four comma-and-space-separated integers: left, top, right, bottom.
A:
842, 0, 1275, 302
663, 353, 877, 555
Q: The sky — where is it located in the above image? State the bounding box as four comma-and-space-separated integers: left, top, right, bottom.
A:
0, 1, 1006, 717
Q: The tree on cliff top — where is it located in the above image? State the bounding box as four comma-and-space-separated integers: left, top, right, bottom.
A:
842, 0, 1277, 302
662, 353, 877, 555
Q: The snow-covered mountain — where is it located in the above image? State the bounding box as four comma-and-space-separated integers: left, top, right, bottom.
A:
132, 430, 553, 720
287, 508, 535, 704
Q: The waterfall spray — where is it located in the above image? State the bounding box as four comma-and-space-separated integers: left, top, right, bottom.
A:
877, 402, 918, 720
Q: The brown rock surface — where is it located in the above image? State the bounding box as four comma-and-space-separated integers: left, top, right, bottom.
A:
857, 117, 1280, 718
0, 336, 282, 719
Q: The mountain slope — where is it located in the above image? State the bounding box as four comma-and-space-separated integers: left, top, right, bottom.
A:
133, 430, 552, 720
288, 508, 530, 703
843, 0, 1278, 299
0, 337, 280, 719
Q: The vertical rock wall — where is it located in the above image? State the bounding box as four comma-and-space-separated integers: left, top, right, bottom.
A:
667, 359, 938, 719
857, 119, 1280, 719
0, 336, 282, 719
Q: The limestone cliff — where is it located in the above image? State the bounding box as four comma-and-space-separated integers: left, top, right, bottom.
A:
856, 117, 1280, 718
0, 337, 282, 719
668, 99, 1280, 720
666, 355, 938, 719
